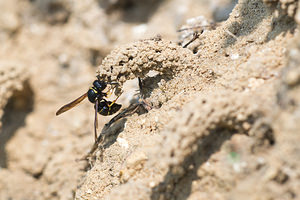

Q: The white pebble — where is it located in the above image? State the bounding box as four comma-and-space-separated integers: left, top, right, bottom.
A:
117, 137, 129, 149
230, 53, 239, 60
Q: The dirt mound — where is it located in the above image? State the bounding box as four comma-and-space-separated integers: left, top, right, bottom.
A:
0, 0, 299, 200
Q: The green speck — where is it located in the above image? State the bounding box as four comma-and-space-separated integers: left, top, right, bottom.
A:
229, 151, 240, 162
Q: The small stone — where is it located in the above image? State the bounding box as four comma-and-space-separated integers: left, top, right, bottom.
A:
149, 181, 156, 188
230, 53, 239, 60
117, 137, 129, 149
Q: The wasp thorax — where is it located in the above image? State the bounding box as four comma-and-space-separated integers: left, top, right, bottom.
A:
93, 80, 107, 91
87, 88, 98, 103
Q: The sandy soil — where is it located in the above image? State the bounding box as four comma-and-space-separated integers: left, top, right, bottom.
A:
0, 0, 300, 199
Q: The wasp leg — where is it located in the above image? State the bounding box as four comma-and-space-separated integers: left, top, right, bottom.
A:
103, 78, 151, 129
107, 82, 119, 85
78, 138, 101, 163
94, 100, 99, 142
108, 94, 121, 107
104, 103, 141, 129
182, 32, 200, 48
105, 89, 113, 98
138, 77, 144, 98
100, 92, 122, 112
105, 82, 121, 99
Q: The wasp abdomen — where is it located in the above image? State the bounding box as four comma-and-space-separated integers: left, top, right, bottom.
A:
97, 101, 121, 116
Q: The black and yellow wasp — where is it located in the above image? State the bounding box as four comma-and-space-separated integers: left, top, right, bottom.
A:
56, 75, 122, 141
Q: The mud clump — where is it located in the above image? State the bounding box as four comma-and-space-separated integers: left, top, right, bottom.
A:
0, 0, 300, 200
97, 37, 200, 85
263, 0, 299, 18
0, 63, 28, 129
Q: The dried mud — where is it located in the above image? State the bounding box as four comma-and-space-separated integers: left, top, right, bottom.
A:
0, 0, 300, 200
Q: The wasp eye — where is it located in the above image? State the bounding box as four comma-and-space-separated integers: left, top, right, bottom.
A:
93, 80, 107, 91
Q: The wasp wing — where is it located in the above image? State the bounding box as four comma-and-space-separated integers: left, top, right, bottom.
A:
56, 93, 88, 115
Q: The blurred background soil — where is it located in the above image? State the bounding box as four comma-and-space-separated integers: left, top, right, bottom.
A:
0, 0, 300, 199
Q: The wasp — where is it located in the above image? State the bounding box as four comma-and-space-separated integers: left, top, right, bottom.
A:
56, 75, 122, 141
81, 77, 154, 161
